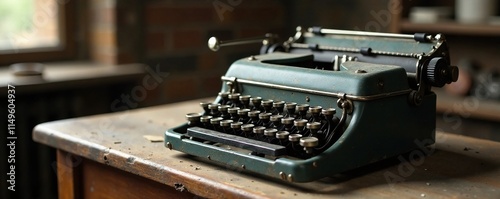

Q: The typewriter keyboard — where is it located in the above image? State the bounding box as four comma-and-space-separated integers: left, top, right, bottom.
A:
184, 92, 345, 159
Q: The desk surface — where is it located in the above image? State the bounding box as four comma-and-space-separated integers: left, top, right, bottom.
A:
33, 99, 500, 199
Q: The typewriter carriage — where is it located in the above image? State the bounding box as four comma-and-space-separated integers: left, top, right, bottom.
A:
165, 27, 457, 182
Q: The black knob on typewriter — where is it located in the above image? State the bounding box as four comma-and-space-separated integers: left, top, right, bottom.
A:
426, 57, 459, 87
300, 137, 319, 154
218, 105, 231, 119
288, 134, 302, 142
218, 92, 230, 105
322, 108, 336, 119
306, 122, 321, 136
273, 101, 285, 114
200, 115, 213, 128
285, 102, 297, 117
276, 131, 290, 140
241, 124, 255, 137
228, 93, 241, 107
253, 126, 266, 135
220, 119, 233, 127
270, 114, 284, 128
262, 99, 274, 113
200, 102, 211, 115
239, 95, 251, 108
227, 107, 240, 120
208, 103, 221, 116
186, 113, 202, 126
264, 128, 278, 138
294, 119, 308, 133
251, 97, 262, 110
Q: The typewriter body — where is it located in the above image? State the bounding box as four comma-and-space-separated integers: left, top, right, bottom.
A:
165, 27, 458, 182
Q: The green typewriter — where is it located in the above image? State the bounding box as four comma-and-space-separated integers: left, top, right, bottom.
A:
165, 27, 458, 182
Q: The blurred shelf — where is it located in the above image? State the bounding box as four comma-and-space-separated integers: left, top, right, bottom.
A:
435, 90, 500, 122
400, 20, 500, 36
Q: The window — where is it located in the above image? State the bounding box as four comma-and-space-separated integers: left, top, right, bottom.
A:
0, 0, 75, 65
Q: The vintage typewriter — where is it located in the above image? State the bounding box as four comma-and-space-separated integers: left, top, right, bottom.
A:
165, 27, 458, 182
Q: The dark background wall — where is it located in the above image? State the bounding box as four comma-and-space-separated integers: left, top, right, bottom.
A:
91, 0, 393, 105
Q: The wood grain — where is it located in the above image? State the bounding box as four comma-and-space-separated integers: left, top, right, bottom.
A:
35, 98, 500, 198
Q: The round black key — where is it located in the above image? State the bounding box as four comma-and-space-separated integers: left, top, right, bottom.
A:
258, 112, 272, 120
241, 124, 255, 132
253, 126, 266, 134
227, 107, 240, 114
288, 134, 302, 142
306, 122, 321, 130
239, 95, 251, 102
322, 108, 336, 116
276, 131, 290, 139
281, 117, 295, 125
186, 113, 202, 122
210, 117, 223, 125
220, 120, 233, 127
218, 105, 230, 112
300, 137, 319, 147
230, 122, 242, 129
273, 101, 285, 108
294, 119, 308, 127
200, 115, 213, 123
237, 109, 250, 116
248, 110, 261, 117
228, 93, 241, 100
297, 104, 310, 112
218, 92, 230, 98
309, 106, 323, 114
208, 103, 220, 110
270, 114, 284, 122
264, 128, 278, 137
285, 102, 297, 110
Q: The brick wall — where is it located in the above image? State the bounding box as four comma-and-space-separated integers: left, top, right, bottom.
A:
141, 0, 288, 104
87, 0, 392, 105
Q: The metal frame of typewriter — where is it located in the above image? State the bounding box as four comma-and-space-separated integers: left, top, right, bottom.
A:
165, 27, 458, 182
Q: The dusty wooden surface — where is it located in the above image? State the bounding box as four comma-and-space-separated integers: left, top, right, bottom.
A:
33, 98, 500, 199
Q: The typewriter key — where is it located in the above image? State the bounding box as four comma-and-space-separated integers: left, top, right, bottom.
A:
228, 93, 241, 107
309, 106, 323, 121
259, 112, 272, 126
227, 107, 240, 120
272, 101, 285, 113
186, 113, 202, 126
262, 99, 274, 112
239, 95, 251, 108
218, 105, 231, 119
294, 119, 308, 133
270, 114, 284, 128
220, 119, 233, 133
300, 137, 319, 154
253, 126, 266, 134
296, 104, 310, 119
248, 110, 261, 124
208, 103, 221, 116
230, 122, 242, 129
288, 134, 302, 142
241, 124, 255, 137
285, 102, 297, 116
281, 117, 295, 131
200, 102, 211, 115
210, 117, 223, 125
276, 131, 290, 139
237, 109, 251, 123
218, 92, 230, 104
220, 119, 233, 127
264, 128, 278, 137
307, 122, 322, 136
322, 108, 336, 118
250, 97, 262, 110
200, 115, 213, 128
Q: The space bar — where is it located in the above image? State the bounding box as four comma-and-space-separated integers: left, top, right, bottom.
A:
186, 127, 287, 156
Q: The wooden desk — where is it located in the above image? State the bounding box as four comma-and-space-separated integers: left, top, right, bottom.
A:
33, 99, 500, 198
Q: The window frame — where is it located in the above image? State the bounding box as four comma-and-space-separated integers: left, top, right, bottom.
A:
0, 1, 76, 66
